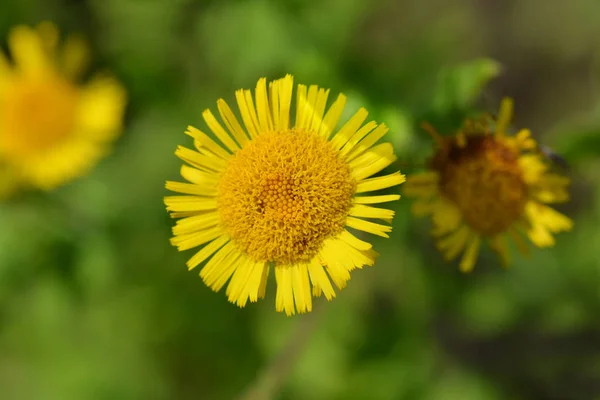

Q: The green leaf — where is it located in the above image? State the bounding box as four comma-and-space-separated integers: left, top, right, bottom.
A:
432, 58, 502, 114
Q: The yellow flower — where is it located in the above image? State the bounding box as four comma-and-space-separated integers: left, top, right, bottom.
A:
0, 22, 126, 194
404, 98, 573, 272
165, 75, 404, 315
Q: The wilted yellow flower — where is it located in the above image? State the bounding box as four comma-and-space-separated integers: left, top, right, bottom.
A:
165, 75, 404, 315
0, 22, 126, 194
404, 98, 573, 272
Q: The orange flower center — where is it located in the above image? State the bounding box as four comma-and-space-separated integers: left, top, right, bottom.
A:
0, 76, 78, 159
432, 135, 528, 236
217, 129, 355, 265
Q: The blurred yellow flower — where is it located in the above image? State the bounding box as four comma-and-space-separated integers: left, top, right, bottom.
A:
165, 75, 404, 315
0, 22, 126, 194
404, 98, 573, 272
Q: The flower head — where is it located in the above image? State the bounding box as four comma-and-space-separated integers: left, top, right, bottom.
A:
0, 22, 126, 194
165, 75, 404, 315
404, 98, 573, 272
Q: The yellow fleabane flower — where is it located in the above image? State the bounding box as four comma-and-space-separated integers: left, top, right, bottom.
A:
0, 22, 126, 194
404, 98, 573, 272
165, 75, 405, 315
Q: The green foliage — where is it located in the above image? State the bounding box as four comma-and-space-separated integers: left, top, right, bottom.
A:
1, 1, 599, 399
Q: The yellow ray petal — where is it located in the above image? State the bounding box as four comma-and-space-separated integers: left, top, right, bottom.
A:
175, 146, 227, 172
8, 25, 50, 76
349, 204, 394, 222
495, 97, 513, 138
431, 198, 462, 237
353, 194, 400, 204
345, 217, 392, 238
277, 74, 293, 131
202, 109, 241, 152
437, 225, 470, 261
217, 99, 249, 147
459, 235, 481, 273
200, 241, 238, 281
226, 257, 256, 306
338, 229, 372, 251
345, 124, 389, 162
205, 248, 243, 292
309, 88, 330, 134
235, 89, 259, 138
356, 171, 406, 193
292, 264, 312, 314
165, 181, 216, 196
275, 266, 295, 316
330, 108, 369, 151
170, 225, 223, 251
255, 77, 273, 133
350, 143, 397, 181
307, 259, 335, 300
164, 196, 217, 212
185, 126, 231, 160
319, 93, 346, 138
172, 213, 220, 236
338, 121, 378, 157
180, 165, 219, 185
186, 235, 229, 270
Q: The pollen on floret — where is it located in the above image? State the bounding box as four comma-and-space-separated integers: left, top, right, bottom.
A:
217, 128, 356, 264
431, 134, 528, 236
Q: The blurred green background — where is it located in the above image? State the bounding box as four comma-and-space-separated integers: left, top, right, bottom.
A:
1, 0, 600, 399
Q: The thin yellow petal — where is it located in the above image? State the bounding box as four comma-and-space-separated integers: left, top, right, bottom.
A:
8, 25, 50, 75
235, 89, 259, 138
349, 204, 394, 222
295, 84, 308, 129
330, 108, 369, 151
338, 230, 372, 251
345, 217, 391, 238
185, 126, 231, 160
495, 97, 513, 138
350, 143, 397, 181
269, 79, 280, 130
164, 196, 217, 212
217, 99, 249, 147
345, 124, 389, 162
309, 88, 330, 133
172, 213, 220, 236
319, 94, 346, 138
437, 225, 470, 261
200, 241, 238, 282
205, 247, 243, 292
292, 264, 312, 314
353, 194, 401, 204
275, 267, 295, 316
170, 226, 223, 251
165, 181, 216, 196
255, 77, 273, 133
307, 260, 335, 300
258, 264, 270, 299
186, 235, 229, 270
356, 172, 406, 193
459, 235, 481, 273
180, 165, 219, 185
226, 257, 256, 306
175, 146, 226, 172
278, 74, 293, 131
202, 109, 241, 152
